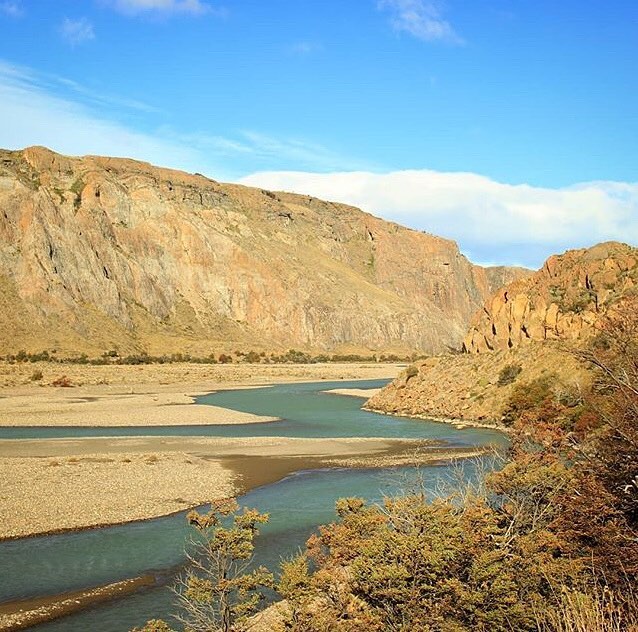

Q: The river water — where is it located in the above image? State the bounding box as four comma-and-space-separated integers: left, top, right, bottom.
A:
0, 379, 507, 631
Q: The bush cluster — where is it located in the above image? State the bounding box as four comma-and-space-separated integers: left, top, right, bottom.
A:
2, 348, 425, 366
497, 362, 522, 386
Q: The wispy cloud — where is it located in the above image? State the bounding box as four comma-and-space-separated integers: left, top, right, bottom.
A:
158, 128, 369, 172
0, 61, 159, 116
107, 0, 226, 17
60, 17, 95, 46
0, 59, 361, 180
52, 75, 161, 114
378, 0, 463, 44
237, 131, 361, 171
0, 59, 202, 172
238, 169, 638, 268
0, 1, 23, 17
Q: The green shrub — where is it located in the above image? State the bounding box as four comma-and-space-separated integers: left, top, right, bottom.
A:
498, 363, 522, 386
405, 364, 419, 380
243, 350, 262, 363
502, 374, 555, 424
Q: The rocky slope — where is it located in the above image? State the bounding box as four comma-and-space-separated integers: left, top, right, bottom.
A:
367, 242, 637, 424
0, 146, 529, 356
365, 343, 588, 425
463, 242, 637, 354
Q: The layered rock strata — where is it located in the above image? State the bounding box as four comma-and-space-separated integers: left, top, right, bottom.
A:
0, 146, 528, 356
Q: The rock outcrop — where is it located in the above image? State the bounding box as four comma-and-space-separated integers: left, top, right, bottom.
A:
0, 146, 528, 356
463, 242, 638, 354
367, 242, 637, 425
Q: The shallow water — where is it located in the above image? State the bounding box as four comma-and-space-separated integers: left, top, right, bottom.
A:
0, 379, 506, 631
0, 380, 504, 444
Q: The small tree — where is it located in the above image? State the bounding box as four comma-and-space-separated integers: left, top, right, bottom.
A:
174, 498, 274, 632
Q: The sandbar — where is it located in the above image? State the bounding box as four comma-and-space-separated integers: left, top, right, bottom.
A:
0, 436, 483, 539
323, 387, 381, 398
0, 362, 401, 427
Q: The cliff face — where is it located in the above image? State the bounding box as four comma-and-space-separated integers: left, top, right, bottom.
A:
0, 146, 527, 356
367, 242, 637, 424
463, 242, 638, 354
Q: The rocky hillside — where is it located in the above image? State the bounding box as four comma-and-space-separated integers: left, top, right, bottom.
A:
365, 343, 588, 426
367, 242, 637, 425
463, 242, 637, 354
0, 146, 529, 356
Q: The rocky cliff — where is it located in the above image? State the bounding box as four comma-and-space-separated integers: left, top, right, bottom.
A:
0, 146, 528, 356
463, 242, 638, 354
367, 242, 637, 425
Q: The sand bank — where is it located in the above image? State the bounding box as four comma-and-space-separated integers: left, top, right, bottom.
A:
0, 436, 480, 539
0, 386, 277, 427
324, 387, 381, 398
0, 449, 235, 539
0, 362, 401, 426
0, 575, 155, 631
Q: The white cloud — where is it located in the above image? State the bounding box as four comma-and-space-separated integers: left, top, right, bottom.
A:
60, 17, 95, 46
238, 169, 638, 267
0, 1, 23, 17
107, 0, 225, 16
51, 75, 161, 114
378, 0, 463, 44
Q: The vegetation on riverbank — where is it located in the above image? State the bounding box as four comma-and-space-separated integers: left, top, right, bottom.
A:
137, 300, 638, 631
1, 348, 420, 367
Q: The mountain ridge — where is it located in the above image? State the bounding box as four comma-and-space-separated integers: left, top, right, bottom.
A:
0, 146, 529, 356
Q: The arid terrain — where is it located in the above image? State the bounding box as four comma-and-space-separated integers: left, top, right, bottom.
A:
369, 242, 638, 424
0, 361, 398, 425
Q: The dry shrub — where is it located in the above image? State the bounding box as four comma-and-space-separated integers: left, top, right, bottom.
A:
51, 375, 73, 387
537, 587, 638, 632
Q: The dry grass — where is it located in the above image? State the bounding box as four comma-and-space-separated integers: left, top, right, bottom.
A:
538, 588, 638, 632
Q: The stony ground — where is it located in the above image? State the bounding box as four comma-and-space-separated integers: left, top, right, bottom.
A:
0, 451, 235, 539
367, 343, 588, 424
0, 361, 401, 388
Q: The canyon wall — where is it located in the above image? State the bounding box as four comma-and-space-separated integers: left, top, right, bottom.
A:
0, 146, 528, 356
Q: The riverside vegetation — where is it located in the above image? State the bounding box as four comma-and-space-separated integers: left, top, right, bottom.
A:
1, 147, 635, 630
2, 349, 421, 367
134, 300, 638, 631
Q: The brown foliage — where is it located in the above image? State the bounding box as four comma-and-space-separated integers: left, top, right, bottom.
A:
50, 374, 73, 387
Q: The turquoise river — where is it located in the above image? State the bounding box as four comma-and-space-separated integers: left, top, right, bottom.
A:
0, 379, 508, 631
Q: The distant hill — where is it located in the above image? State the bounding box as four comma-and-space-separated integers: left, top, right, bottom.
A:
367, 241, 637, 424
0, 146, 529, 356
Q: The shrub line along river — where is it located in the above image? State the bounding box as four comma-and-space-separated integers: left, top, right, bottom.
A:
0, 379, 508, 631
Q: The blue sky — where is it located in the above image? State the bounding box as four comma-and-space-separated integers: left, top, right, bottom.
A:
1, 0, 637, 267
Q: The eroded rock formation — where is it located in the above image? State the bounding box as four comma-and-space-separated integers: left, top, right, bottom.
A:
463, 242, 637, 354
367, 242, 637, 424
